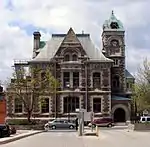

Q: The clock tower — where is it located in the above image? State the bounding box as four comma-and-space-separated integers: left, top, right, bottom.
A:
102, 11, 126, 95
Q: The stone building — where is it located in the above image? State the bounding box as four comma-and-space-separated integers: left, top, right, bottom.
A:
7, 12, 134, 122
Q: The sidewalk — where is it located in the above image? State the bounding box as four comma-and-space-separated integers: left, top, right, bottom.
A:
0, 130, 44, 145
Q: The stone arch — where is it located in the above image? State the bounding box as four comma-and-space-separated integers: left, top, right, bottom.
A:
60, 47, 81, 56
112, 104, 130, 122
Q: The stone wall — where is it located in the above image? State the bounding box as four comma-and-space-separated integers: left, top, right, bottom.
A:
134, 123, 150, 131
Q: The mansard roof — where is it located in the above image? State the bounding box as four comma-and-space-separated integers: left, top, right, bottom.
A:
31, 28, 113, 62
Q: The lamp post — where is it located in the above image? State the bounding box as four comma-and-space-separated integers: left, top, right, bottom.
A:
66, 83, 71, 122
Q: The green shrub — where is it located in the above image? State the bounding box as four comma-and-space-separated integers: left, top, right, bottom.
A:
7, 119, 37, 125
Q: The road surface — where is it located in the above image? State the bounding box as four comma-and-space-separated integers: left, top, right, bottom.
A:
1, 128, 150, 147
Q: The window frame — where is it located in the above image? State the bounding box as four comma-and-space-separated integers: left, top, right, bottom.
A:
63, 97, 79, 113
14, 98, 23, 113
63, 72, 70, 88
73, 72, 79, 88
64, 54, 70, 61
93, 98, 101, 113
41, 98, 49, 113
93, 72, 101, 88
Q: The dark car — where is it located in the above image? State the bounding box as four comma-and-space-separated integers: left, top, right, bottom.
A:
0, 124, 10, 138
89, 117, 114, 127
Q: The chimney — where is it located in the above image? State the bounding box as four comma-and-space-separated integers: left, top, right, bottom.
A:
33, 31, 41, 58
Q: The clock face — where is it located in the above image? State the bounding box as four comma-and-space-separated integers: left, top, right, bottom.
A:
111, 40, 119, 47
110, 40, 120, 55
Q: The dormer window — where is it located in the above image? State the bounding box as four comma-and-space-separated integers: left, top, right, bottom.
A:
110, 22, 119, 29
72, 54, 78, 61
64, 54, 70, 61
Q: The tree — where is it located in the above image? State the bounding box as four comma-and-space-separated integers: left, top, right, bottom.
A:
6, 65, 59, 122
133, 58, 150, 114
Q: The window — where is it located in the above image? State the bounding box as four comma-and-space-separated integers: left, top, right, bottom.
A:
147, 118, 150, 121
110, 22, 119, 29
142, 118, 145, 121
72, 54, 78, 61
14, 98, 23, 113
127, 83, 129, 89
64, 54, 70, 61
112, 75, 120, 88
93, 72, 101, 88
63, 97, 79, 113
114, 59, 119, 66
73, 72, 79, 87
41, 98, 49, 113
63, 72, 70, 88
93, 98, 101, 113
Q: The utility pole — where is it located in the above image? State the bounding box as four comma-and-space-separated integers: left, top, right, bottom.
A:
54, 60, 57, 118
78, 110, 84, 136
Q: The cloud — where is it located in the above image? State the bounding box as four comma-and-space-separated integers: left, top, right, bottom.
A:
0, 0, 150, 84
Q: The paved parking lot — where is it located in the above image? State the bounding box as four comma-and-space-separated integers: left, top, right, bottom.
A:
1, 127, 150, 147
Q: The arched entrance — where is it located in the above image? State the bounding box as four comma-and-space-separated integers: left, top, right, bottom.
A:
114, 108, 125, 122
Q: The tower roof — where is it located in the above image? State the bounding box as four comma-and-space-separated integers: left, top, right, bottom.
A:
103, 11, 124, 31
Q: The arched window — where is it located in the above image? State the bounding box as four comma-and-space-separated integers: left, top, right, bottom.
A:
93, 72, 101, 88
113, 75, 120, 88
72, 54, 78, 61
110, 22, 119, 29
64, 54, 70, 61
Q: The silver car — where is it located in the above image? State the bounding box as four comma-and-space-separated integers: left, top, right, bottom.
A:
44, 119, 75, 130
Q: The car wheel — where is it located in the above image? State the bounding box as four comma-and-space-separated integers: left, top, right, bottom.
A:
51, 125, 56, 129
69, 125, 74, 129
92, 124, 96, 128
107, 124, 112, 127
6, 132, 10, 137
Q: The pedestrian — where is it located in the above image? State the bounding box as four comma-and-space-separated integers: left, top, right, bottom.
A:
75, 118, 78, 131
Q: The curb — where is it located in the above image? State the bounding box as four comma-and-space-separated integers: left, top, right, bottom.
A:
0, 131, 44, 145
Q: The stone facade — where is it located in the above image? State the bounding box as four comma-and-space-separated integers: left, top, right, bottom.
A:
6, 12, 134, 122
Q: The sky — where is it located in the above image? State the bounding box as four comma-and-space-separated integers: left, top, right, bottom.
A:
0, 0, 150, 85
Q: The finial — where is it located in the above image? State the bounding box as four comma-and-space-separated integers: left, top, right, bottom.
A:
112, 10, 114, 15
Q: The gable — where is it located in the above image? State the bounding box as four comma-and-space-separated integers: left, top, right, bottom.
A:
55, 28, 87, 57
62, 27, 81, 44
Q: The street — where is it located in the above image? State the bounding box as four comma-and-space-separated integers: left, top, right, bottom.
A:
1, 127, 150, 147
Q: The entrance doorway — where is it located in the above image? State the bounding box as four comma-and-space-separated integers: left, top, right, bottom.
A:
114, 108, 126, 122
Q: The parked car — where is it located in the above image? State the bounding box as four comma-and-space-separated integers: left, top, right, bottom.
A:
88, 117, 114, 127
0, 124, 10, 138
44, 119, 76, 130
140, 116, 150, 123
